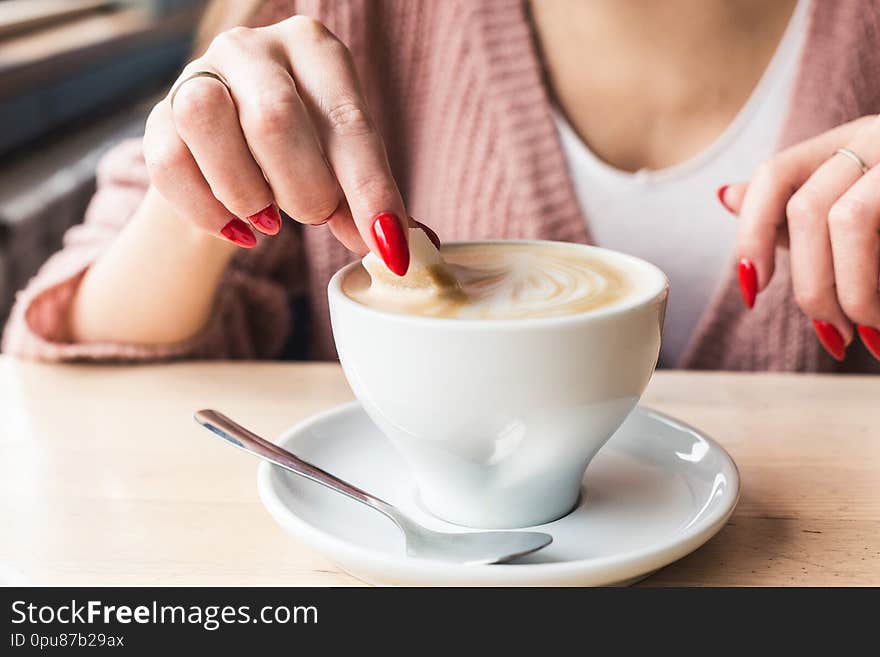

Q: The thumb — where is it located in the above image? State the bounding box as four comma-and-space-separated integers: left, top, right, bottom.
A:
408, 216, 441, 249
718, 183, 748, 215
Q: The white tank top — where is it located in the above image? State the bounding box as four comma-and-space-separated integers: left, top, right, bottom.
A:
554, 0, 810, 367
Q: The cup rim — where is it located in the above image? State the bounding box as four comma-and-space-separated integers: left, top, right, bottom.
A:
328, 239, 669, 329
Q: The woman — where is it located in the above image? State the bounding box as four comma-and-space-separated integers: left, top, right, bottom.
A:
3, 0, 879, 371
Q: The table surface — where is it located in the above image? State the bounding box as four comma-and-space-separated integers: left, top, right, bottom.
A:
1, 357, 877, 586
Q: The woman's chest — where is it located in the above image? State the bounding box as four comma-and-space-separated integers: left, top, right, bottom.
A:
528, 0, 798, 172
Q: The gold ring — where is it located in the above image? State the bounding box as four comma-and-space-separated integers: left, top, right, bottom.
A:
833, 147, 870, 175
170, 71, 231, 108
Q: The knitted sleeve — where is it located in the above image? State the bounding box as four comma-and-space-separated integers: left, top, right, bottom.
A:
1, 139, 290, 361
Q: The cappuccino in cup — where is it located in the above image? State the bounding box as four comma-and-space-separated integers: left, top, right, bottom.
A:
343, 235, 638, 320
329, 232, 668, 528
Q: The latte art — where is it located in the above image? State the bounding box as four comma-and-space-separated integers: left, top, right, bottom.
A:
445, 246, 630, 319
343, 235, 635, 319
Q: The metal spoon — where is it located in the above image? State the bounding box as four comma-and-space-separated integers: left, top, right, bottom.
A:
195, 409, 553, 565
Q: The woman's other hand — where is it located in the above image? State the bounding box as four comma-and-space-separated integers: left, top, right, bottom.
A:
144, 16, 414, 275
718, 115, 880, 362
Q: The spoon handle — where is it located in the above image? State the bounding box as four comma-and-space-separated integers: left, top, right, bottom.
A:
194, 409, 397, 520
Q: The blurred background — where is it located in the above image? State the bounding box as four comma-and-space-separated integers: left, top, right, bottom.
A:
0, 0, 204, 327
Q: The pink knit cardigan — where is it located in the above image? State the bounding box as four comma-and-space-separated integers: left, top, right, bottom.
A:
4, 0, 880, 372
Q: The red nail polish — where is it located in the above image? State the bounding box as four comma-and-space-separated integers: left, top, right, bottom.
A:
857, 325, 880, 360
371, 212, 409, 276
717, 185, 733, 214
737, 258, 757, 309
813, 320, 846, 361
248, 204, 281, 235
414, 219, 441, 249
220, 218, 257, 248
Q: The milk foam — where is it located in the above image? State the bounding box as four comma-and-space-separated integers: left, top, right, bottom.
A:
345, 229, 634, 319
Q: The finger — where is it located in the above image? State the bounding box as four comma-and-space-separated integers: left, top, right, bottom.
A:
736, 116, 873, 293
325, 201, 367, 254
143, 101, 256, 248
717, 183, 747, 215
789, 118, 880, 357
278, 17, 410, 274
718, 182, 789, 248
785, 147, 875, 355
170, 65, 278, 235
324, 209, 441, 254
828, 168, 880, 336
207, 28, 341, 225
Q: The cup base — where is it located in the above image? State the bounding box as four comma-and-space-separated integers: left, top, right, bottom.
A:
413, 485, 583, 529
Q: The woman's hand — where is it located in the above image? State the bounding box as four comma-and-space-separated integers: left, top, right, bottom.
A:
143, 16, 413, 275
719, 115, 880, 362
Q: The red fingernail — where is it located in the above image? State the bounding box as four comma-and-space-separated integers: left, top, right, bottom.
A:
220, 218, 257, 248
738, 258, 757, 309
371, 212, 409, 276
813, 320, 846, 361
413, 219, 441, 249
717, 185, 734, 214
248, 204, 281, 235
857, 325, 880, 361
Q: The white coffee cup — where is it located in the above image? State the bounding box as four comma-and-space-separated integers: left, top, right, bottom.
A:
328, 240, 668, 528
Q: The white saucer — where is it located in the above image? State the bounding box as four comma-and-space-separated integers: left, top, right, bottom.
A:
258, 402, 739, 586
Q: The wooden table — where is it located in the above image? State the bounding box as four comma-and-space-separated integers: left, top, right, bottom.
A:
1, 357, 877, 586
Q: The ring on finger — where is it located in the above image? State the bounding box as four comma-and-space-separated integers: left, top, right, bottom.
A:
170, 70, 231, 109
833, 147, 871, 175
